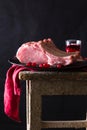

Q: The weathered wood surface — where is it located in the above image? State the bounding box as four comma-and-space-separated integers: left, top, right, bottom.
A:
19, 71, 87, 81
42, 120, 87, 128
19, 71, 87, 95
19, 71, 87, 130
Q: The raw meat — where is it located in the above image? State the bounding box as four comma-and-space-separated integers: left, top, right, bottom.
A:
16, 38, 80, 66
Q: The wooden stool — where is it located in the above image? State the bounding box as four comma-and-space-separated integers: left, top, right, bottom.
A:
19, 71, 87, 130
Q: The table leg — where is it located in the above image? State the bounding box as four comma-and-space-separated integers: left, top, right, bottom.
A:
26, 80, 41, 130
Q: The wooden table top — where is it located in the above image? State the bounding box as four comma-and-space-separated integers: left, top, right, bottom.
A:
19, 71, 87, 81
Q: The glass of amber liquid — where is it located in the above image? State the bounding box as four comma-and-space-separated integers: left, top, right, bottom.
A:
65, 39, 81, 53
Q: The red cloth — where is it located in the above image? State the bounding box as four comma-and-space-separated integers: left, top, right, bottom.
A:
4, 65, 32, 122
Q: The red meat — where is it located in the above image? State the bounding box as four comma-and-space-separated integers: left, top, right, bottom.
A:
16, 38, 80, 66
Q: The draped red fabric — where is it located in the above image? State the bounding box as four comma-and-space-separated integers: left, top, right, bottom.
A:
4, 65, 32, 122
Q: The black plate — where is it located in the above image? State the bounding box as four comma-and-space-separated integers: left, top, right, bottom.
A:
8, 57, 25, 66
8, 57, 87, 71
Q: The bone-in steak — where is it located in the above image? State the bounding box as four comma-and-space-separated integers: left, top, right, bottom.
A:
16, 38, 80, 66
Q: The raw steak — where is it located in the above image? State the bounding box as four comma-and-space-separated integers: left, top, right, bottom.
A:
16, 38, 80, 66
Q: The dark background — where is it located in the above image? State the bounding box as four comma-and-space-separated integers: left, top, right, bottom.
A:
0, 0, 87, 130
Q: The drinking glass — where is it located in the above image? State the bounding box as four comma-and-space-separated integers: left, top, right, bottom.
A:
65, 39, 81, 53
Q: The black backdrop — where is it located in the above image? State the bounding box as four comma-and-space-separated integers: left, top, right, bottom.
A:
0, 0, 87, 130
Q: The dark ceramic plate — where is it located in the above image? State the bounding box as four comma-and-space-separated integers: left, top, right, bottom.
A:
8, 57, 87, 71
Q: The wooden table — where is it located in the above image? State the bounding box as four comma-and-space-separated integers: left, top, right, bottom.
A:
19, 71, 87, 130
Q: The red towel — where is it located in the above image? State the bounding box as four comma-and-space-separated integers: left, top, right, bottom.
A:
4, 64, 32, 122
